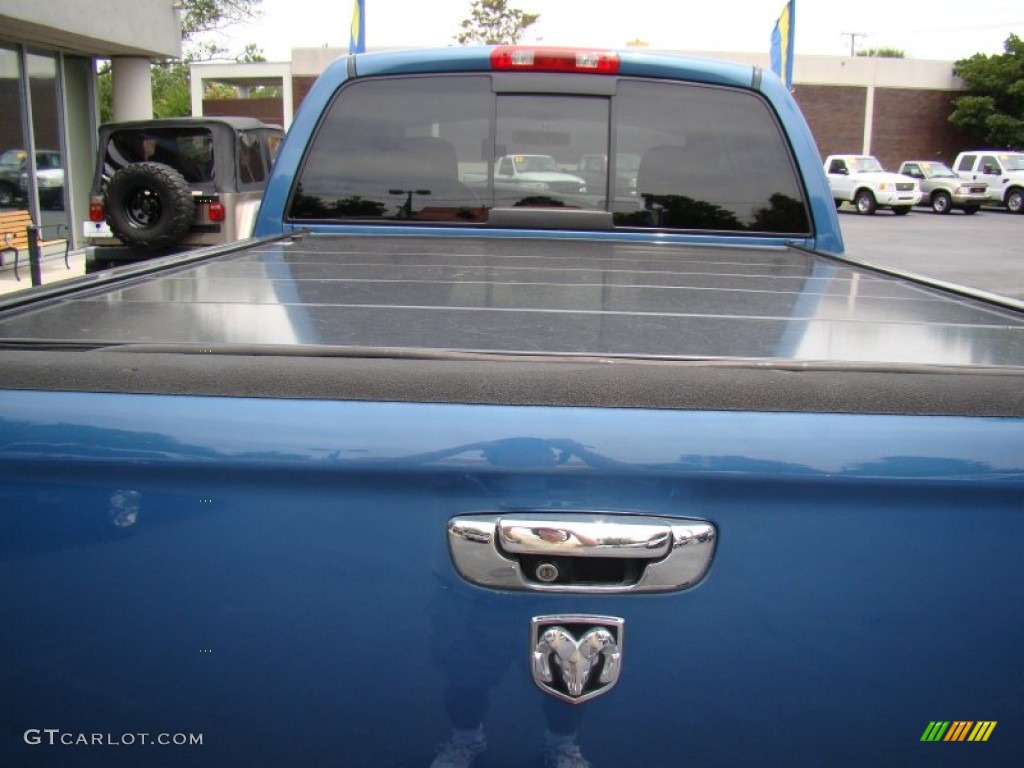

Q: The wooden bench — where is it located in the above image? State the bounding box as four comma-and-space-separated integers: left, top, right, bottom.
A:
0, 209, 70, 282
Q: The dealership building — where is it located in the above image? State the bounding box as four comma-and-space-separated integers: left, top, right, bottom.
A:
1, 0, 178, 266
193, 46, 974, 176
1, 0, 974, 268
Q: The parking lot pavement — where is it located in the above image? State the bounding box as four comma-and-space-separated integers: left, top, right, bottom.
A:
837, 206, 1024, 302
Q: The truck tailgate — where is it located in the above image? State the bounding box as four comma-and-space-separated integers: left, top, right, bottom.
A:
1, 234, 1022, 766
1, 392, 1021, 766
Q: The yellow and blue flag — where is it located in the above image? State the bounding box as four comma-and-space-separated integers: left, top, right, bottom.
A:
770, 0, 795, 89
350, 0, 366, 54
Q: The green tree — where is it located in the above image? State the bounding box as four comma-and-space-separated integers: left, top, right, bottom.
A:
856, 47, 905, 58
236, 43, 267, 64
456, 0, 539, 45
950, 34, 1024, 149
97, 61, 114, 124
152, 61, 194, 118
179, 0, 261, 40
98, 0, 264, 122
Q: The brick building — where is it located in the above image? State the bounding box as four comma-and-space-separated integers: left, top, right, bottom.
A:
782, 53, 974, 170
193, 48, 974, 171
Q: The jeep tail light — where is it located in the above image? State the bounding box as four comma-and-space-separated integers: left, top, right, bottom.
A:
207, 201, 226, 222
89, 196, 105, 222
490, 46, 620, 74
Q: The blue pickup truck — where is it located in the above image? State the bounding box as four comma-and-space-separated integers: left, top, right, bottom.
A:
1, 46, 1022, 767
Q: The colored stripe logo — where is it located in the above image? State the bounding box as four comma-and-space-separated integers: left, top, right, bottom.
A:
921, 721, 996, 742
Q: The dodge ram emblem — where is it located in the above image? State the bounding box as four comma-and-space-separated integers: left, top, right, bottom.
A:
531, 615, 624, 704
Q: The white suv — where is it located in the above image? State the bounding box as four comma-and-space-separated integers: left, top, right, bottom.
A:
824, 154, 922, 215
953, 151, 1024, 214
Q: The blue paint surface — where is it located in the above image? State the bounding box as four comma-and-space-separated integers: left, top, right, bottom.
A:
1, 391, 1021, 765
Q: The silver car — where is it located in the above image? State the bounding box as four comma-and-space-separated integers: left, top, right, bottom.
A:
898, 160, 987, 214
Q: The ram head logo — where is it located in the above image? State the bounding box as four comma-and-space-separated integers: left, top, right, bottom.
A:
531, 615, 624, 704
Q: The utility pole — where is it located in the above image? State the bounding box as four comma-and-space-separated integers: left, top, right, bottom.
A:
842, 32, 868, 57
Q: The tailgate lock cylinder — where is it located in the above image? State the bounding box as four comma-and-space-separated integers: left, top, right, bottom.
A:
448, 513, 716, 593
534, 561, 561, 583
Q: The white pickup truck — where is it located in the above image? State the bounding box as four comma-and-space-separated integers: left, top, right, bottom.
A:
464, 154, 588, 203
953, 150, 1024, 213
825, 154, 922, 215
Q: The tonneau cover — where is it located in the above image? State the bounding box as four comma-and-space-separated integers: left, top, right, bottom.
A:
1, 234, 1023, 367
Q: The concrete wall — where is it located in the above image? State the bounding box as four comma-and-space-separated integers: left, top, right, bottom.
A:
0, 0, 180, 57
292, 48, 345, 77
63, 55, 98, 235
203, 98, 286, 126
190, 61, 293, 127
111, 57, 154, 122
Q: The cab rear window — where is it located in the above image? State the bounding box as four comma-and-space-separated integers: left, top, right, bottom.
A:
290, 74, 810, 235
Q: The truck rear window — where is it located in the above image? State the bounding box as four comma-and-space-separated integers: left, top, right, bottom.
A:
290, 74, 810, 235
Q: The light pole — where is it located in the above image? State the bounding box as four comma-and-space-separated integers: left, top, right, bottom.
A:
842, 32, 868, 57
389, 188, 431, 219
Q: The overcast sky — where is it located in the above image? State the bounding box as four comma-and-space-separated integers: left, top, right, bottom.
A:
220, 0, 1023, 63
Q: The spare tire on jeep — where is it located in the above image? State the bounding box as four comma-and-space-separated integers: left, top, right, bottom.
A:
104, 162, 194, 249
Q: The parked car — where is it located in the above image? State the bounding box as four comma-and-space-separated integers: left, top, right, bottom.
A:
897, 160, 987, 214
0, 148, 63, 209
824, 154, 921, 215
953, 150, 1024, 213
83, 116, 285, 270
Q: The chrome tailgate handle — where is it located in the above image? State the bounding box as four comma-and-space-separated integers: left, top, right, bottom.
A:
499, 515, 672, 558
448, 513, 716, 593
